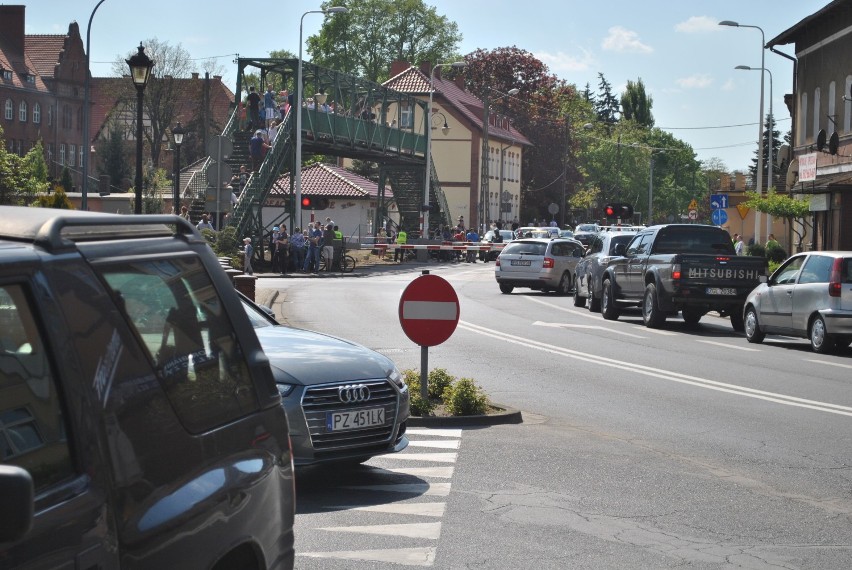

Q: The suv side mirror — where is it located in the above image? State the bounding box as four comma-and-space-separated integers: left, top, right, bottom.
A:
613, 243, 626, 256
0, 465, 34, 543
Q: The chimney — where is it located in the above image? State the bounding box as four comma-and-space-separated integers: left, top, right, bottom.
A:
419, 61, 434, 78
191, 72, 199, 80
454, 74, 465, 90
389, 60, 410, 78
0, 6, 26, 54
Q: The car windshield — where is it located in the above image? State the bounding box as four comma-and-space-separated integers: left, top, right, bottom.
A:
503, 242, 547, 256
240, 297, 275, 329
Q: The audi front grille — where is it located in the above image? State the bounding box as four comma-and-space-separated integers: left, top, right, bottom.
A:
301, 380, 399, 450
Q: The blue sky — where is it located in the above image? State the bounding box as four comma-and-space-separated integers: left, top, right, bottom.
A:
27, 0, 830, 171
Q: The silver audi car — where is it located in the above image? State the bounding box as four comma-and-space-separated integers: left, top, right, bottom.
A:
240, 294, 410, 466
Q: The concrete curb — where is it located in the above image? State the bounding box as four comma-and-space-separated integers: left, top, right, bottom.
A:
407, 404, 523, 427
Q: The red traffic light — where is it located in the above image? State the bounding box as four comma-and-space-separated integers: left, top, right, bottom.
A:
301, 196, 330, 210
604, 203, 633, 219
605, 205, 616, 217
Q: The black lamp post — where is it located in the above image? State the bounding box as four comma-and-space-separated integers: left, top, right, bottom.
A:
126, 43, 154, 215
172, 122, 185, 214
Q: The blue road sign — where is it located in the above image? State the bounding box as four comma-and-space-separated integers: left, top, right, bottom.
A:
710, 194, 729, 210
711, 209, 728, 225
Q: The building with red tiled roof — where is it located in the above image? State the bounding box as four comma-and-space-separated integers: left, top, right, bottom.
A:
0, 5, 235, 199
266, 162, 396, 237
382, 61, 531, 229
1, 5, 87, 183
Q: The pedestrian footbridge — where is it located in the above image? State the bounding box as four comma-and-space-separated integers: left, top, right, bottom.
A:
184, 58, 451, 243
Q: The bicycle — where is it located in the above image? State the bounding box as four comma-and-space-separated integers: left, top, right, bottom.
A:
319, 251, 356, 273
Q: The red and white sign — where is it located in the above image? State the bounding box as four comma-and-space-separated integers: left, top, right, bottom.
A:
398, 274, 460, 346
799, 152, 818, 182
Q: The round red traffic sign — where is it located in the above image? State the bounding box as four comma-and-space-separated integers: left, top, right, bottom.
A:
398, 274, 460, 346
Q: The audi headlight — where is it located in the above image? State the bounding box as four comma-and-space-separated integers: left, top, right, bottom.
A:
276, 383, 296, 397
388, 367, 406, 391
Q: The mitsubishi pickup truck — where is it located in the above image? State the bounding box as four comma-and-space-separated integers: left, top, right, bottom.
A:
599, 224, 768, 330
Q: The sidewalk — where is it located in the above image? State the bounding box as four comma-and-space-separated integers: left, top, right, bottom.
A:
252, 250, 475, 278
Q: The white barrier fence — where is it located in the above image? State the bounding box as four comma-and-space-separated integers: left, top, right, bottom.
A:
361, 242, 508, 252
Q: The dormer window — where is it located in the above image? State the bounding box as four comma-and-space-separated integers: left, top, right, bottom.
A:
1, 69, 11, 81
25, 74, 35, 84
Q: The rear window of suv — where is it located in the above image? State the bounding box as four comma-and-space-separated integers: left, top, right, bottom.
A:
503, 242, 547, 256
100, 256, 258, 433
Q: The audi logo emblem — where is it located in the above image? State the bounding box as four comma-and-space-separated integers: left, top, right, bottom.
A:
338, 384, 371, 403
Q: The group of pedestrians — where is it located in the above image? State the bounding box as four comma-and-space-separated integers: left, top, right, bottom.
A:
263, 218, 341, 275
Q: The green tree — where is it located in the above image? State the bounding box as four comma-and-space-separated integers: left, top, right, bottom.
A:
99, 123, 132, 191
743, 189, 811, 250
306, 0, 462, 83
594, 73, 620, 126
59, 167, 74, 193
620, 78, 654, 128
748, 113, 782, 191
0, 126, 50, 205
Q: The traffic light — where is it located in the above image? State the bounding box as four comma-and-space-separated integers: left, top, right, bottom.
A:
604, 203, 633, 219
301, 196, 330, 210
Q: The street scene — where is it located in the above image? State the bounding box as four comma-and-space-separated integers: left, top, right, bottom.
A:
3, 0, 852, 568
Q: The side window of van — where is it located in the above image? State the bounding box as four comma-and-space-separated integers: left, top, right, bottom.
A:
100, 256, 259, 434
0, 284, 74, 492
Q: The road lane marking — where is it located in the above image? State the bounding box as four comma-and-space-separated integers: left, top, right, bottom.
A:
299, 547, 436, 566
533, 321, 646, 338
806, 359, 852, 370
523, 296, 678, 334
318, 522, 442, 539
407, 428, 462, 438
458, 320, 852, 417
342, 503, 447, 517
377, 466, 455, 478
696, 340, 761, 352
408, 439, 461, 449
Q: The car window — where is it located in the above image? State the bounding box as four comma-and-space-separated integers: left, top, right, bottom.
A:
626, 233, 650, 255
550, 243, 567, 256
608, 234, 635, 254
503, 242, 546, 256
771, 255, 805, 285
799, 254, 834, 284
653, 227, 735, 254
588, 235, 603, 254
0, 284, 73, 492
101, 256, 258, 434
845, 258, 852, 283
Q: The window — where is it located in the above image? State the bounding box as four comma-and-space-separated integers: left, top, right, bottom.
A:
24, 74, 35, 84
800, 92, 808, 144
100, 257, 258, 433
33, 102, 40, 124
813, 87, 821, 143
59, 144, 65, 166
16, 140, 22, 156
4, 98, 12, 121
799, 255, 833, 284
62, 105, 72, 129
69, 145, 76, 167
400, 104, 414, 128
1, 70, 11, 80
846, 76, 852, 134
19, 101, 27, 122
46, 144, 52, 163
78, 146, 83, 168
828, 81, 836, 133
626, 233, 650, 256
0, 284, 73, 492
772, 255, 805, 285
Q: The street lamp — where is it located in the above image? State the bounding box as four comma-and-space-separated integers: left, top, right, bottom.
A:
295, 6, 347, 232
736, 64, 774, 238
425, 61, 467, 237
172, 122, 185, 214
480, 87, 519, 232
126, 43, 154, 215
720, 19, 766, 243
82, 0, 108, 210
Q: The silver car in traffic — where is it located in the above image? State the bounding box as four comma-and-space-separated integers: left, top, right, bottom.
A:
495, 237, 584, 295
743, 251, 852, 353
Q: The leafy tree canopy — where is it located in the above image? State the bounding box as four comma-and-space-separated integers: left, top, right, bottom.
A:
620, 78, 654, 128
307, 0, 462, 83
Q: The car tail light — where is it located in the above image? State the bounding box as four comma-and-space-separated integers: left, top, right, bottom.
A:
829, 257, 842, 297
543, 257, 554, 269
672, 263, 681, 280
495, 258, 501, 267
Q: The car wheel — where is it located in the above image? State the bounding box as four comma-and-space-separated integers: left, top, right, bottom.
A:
572, 277, 586, 307
810, 315, 834, 353
601, 279, 619, 321
588, 277, 601, 312
730, 307, 745, 332
642, 282, 666, 328
682, 308, 703, 326
744, 306, 765, 343
557, 273, 571, 296
499, 283, 514, 294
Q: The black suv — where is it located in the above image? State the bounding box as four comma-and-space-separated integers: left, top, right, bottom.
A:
0, 208, 294, 568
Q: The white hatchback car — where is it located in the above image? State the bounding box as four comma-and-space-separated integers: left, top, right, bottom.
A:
495, 237, 585, 295
743, 251, 852, 353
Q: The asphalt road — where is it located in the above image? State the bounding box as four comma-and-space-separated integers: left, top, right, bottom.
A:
257, 261, 852, 569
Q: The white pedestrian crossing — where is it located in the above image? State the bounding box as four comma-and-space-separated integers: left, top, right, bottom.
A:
296, 427, 463, 567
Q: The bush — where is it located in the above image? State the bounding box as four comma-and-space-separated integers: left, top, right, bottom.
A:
765, 243, 787, 263
442, 378, 489, 416
402, 369, 435, 416
427, 368, 454, 399
747, 243, 765, 257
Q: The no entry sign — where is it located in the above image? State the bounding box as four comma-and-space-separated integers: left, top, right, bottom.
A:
398, 274, 460, 346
